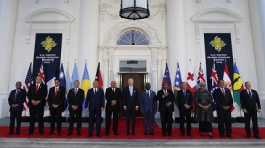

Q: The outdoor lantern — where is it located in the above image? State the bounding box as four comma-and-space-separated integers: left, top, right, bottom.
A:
120, 0, 150, 20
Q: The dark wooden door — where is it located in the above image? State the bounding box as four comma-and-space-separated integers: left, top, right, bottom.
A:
121, 73, 145, 92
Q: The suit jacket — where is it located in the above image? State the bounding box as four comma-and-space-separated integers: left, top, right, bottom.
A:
86, 88, 105, 112
8, 89, 26, 112
212, 87, 233, 111
176, 89, 193, 111
48, 86, 66, 112
240, 89, 261, 112
105, 87, 122, 111
67, 88, 85, 112
157, 89, 174, 112
140, 90, 157, 113
27, 83, 47, 108
122, 86, 139, 111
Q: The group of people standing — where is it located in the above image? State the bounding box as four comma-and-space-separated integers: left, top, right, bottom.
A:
8, 76, 262, 139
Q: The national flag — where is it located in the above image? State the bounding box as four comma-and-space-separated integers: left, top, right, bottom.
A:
81, 63, 91, 95
223, 63, 232, 89
24, 63, 34, 111
186, 61, 196, 92
71, 63, 79, 87
37, 63, 45, 83
59, 64, 66, 88
59, 63, 68, 109
197, 62, 206, 84
232, 63, 244, 105
95, 62, 103, 88
25, 63, 34, 88
162, 63, 172, 88
210, 63, 219, 89
174, 62, 182, 88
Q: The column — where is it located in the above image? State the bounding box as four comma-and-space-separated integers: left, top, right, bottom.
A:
249, 0, 265, 116
79, 0, 99, 80
0, 0, 18, 117
166, 0, 186, 79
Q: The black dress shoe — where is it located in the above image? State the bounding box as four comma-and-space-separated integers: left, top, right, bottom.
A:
67, 132, 72, 136
254, 135, 260, 139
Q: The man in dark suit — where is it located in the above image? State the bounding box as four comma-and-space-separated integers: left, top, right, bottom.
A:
140, 83, 157, 135
157, 82, 174, 136
240, 81, 261, 139
8, 81, 26, 135
176, 82, 193, 136
105, 80, 122, 136
86, 80, 105, 137
212, 80, 233, 138
47, 79, 66, 135
122, 78, 139, 135
67, 80, 84, 136
27, 76, 47, 135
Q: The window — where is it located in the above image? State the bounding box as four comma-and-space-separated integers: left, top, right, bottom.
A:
117, 30, 150, 45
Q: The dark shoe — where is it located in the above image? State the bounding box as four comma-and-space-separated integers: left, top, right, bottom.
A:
49, 131, 54, 135
67, 132, 72, 136
254, 135, 260, 139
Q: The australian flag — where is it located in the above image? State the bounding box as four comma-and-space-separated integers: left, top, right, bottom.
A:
162, 63, 172, 88
174, 62, 182, 88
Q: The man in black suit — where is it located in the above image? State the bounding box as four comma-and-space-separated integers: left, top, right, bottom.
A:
212, 80, 233, 138
240, 81, 261, 139
27, 76, 47, 135
47, 79, 66, 135
8, 81, 26, 135
175, 82, 193, 136
86, 80, 105, 137
122, 78, 139, 135
157, 82, 174, 136
105, 80, 122, 136
67, 80, 84, 136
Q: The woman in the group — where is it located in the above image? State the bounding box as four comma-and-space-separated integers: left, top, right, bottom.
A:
195, 82, 214, 137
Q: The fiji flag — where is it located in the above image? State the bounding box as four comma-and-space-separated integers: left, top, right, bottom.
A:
174, 62, 182, 88
71, 63, 79, 87
162, 63, 172, 88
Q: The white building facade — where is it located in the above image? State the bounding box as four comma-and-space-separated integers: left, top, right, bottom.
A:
0, 0, 265, 118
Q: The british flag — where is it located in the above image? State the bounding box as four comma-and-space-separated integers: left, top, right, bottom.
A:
210, 63, 219, 89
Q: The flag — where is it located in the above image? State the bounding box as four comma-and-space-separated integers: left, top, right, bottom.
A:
25, 63, 34, 88
59, 64, 66, 88
71, 63, 79, 87
95, 62, 103, 88
162, 63, 172, 88
59, 63, 68, 109
197, 62, 206, 84
81, 63, 91, 94
186, 61, 196, 92
223, 63, 232, 89
24, 63, 34, 111
37, 63, 45, 82
174, 62, 182, 88
210, 63, 219, 89
232, 63, 244, 105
